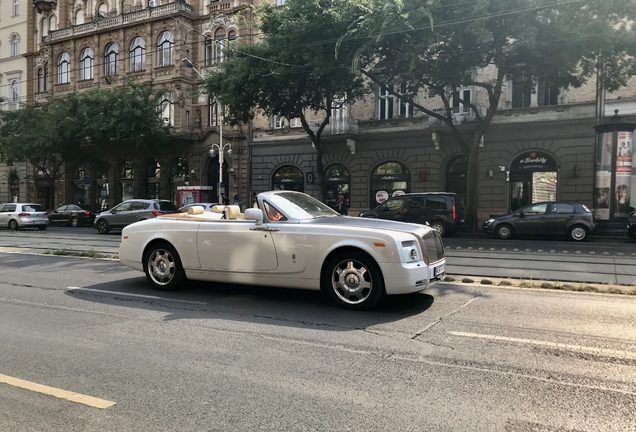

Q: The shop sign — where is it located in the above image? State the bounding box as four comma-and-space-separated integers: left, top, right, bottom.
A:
375, 190, 389, 203
511, 151, 557, 172
392, 190, 405, 197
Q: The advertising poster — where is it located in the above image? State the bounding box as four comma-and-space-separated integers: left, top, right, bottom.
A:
614, 131, 633, 217
594, 132, 613, 220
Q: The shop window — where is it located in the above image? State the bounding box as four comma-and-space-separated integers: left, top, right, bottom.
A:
272, 165, 304, 192
324, 163, 350, 213
370, 161, 410, 206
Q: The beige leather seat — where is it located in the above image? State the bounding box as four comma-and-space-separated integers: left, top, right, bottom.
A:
210, 205, 226, 214
224, 205, 244, 220
187, 206, 205, 215
187, 205, 223, 220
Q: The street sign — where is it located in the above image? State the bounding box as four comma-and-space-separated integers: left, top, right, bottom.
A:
84, 176, 92, 185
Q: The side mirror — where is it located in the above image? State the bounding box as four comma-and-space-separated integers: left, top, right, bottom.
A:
518, 211, 525, 218
244, 208, 264, 225
111, 209, 117, 214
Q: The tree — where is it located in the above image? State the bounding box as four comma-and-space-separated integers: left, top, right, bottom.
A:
0, 82, 176, 207
343, 0, 636, 230
203, 0, 366, 200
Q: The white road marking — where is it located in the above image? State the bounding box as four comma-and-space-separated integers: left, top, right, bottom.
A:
448, 331, 636, 359
0, 373, 115, 409
67, 287, 208, 305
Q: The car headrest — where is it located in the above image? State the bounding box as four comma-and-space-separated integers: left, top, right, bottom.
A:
224, 205, 243, 220
211, 205, 226, 213
187, 206, 205, 215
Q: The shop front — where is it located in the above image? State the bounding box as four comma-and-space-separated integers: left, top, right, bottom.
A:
324, 163, 350, 213
509, 151, 558, 211
272, 165, 304, 192
369, 161, 411, 208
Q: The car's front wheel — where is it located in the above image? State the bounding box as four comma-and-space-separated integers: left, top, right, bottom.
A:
143, 243, 185, 291
496, 224, 514, 239
8, 220, 19, 231
96, 220, 110, 234
322, 251, 385, 310
568, 225, 588, 241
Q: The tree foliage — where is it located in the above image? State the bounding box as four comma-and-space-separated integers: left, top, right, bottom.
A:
0, 82, 175, 205
204, 0, 367, 199
344, 0, 636, 229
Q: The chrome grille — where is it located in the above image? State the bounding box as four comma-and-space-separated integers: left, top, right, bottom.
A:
418, 230, 445, 264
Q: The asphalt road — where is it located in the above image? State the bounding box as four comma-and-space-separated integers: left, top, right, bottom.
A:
1, 252, 635, 431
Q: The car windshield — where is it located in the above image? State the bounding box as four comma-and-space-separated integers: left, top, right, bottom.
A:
22, 204, 45, 212
266, 192, 339, 219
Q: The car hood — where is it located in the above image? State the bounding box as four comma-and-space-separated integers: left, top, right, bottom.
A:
304, 215, 429, 233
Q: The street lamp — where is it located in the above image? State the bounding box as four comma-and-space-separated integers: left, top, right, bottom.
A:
181, 58, 204, 79
210, 142, 232, 203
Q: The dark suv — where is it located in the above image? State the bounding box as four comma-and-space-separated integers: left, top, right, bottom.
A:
94, 199, 179, 234
358, 192, 466, 237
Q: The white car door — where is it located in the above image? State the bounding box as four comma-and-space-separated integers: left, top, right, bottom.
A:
196, 220, 278, 272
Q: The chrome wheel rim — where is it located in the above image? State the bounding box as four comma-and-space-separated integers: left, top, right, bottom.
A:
431, 223, 444, 235
498, 226, 511, 239
148, 249, 176, 286
97, 221, 107, 233
571, 227, 586, 241
9, 220, 18, 230
331, 259, 373, 305
71, 218, 79, 227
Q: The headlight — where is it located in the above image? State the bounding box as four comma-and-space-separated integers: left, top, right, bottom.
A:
409, 248, 418, 260
486, 218, 495, 223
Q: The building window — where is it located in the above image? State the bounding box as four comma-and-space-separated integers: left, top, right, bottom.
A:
97, 3, 108, 17
397, 83, 414, 118
451, 88, 472, 113
227, 30, 236, 57
58, 53, 70, 84
157, 31, 173, 67
104, 43, 118, 76
9, 80, 19, 102
130, 37, 145, 72
9, 34, 19, 57
277, 0, 285, 5
148, 0, 158, 6
37, 68, 45, 92
378, 85, 393, 120
214, 28, 225, 63
12, 0, 19, 16
511, 70, 531, 108
538, 80, 559, 106
80, 48, 93, 80
75, 9, 84, 25
204, 37, 213, 66
158, 94, 174, 126
185, 110, 190, 126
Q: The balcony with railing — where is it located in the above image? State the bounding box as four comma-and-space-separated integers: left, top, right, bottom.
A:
309, 119, 359, 136
428, 105, 487, 126
43, 0, 192, 43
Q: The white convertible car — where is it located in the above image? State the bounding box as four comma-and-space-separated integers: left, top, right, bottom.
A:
119, 191, 446, 310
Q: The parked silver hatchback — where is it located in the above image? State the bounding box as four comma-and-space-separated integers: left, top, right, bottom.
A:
94, 199, 179, 234
0, 202, 49, 231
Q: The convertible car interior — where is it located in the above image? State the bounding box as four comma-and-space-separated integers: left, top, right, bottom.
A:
164, 205, 245, 221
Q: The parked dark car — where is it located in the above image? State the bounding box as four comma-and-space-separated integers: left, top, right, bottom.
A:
627, 212, 636, 240
49, 204, 96, 227
94, 199, 180, 234
483, 201, 596, 241
358, 192, 466, 237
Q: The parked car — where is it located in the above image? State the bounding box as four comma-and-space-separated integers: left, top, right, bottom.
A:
627, 211, 636, 240
49, 204, 96, 227
483, 201, 596, 241
94, 199, 180, 234
357, 192, 466, 237
119, 191, 446, 310
178, 202, 219, 213
0, 202, 49, 231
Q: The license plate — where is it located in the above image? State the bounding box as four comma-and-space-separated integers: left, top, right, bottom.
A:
434, 264, 445, 277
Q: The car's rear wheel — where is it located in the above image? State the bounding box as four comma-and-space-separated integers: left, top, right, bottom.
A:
8, 220, 18, 231
323, 251, 385, 310
568, 225, 588, 241
143, 243, 185, 291
496, 224, 514, 239
429, 221, 446, 237
96, 220, 110, 234
71, 217, 79, 227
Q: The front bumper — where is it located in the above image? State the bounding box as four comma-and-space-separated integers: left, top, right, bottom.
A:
379, 258, 446, 295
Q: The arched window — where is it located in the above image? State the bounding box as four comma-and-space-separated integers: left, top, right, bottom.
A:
104, 43, 118, 76
97, 3, 108, 17
227, 30, 236, 57
58, 52, 70, 84
146, 160, 161, 199
49, 15, 56, 31
80, 48, 93, 80
204, 37, 213, 66
158, 93, 173, 126
130, 37, 145, 72
157, 31, 173, 67
9, 80, 19, 102
370, 161, 410, 206
445, 155, 468, 198
75, 9, 84, 25
37, 68, 45, 93
214, 28, 225, 63
42, 18, 49, 39
272, 165, 304, 192
9, 33, 19, 57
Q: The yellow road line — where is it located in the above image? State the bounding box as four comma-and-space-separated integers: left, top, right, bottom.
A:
0, 373, 116, 409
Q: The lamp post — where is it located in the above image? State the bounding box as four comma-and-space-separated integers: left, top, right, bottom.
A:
181, 58, 204, 79
210, 131, 232, 203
